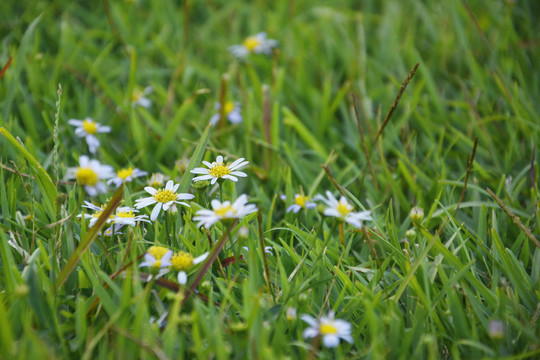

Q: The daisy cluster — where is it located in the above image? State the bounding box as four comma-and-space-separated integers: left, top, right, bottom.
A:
61, 32, 371, 351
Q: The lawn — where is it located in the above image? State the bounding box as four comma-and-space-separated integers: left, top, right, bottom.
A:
1, 0, 539, 358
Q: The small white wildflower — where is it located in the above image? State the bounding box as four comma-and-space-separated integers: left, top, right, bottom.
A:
209, 101, 243, 126
66, 156, 114, 197
171, 251, 209, 285
147, 172, 170, 188
301, 311, 353, 348
107, 167, 148, 188
410, 206, 424, 224
192, 194, 257, 228
286, 307, 297, 321
68, 118, 111, 154
191, 155, 248, 185
132, 86, 153, 108
134, 180, 194, 221
285, 194, 317, 213
139, 246, 173, 278
229, 32, 278, 59
315, 191, 372, 229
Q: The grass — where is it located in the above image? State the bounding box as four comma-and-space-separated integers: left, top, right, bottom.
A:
1, 0, 540, 358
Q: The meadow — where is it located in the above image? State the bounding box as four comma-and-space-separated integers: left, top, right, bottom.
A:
1, 0, 539, 358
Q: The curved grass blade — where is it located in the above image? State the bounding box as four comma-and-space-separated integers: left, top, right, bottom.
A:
177, 123, 212, 193
54, 185, 124, 290
0, 127, 58, 217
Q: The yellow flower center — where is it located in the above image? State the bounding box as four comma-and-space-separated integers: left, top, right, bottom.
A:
147, 246, 169, 260
153, 260, 162, 269
171, 251, 194, 271
337, 200, 351, 217
214, 204, 236, 218
91, 206, 114, 220
294, 195, 308, 208
224, 101, 235, 115
242, 36, 261, 52
153, 189, 177, 203
209, 163, 231, 178
116, 210, 135, 218
132, 88, 142, 102
75, 167, 99, 186
320, 323, 338, 335
117, 167, 134, 180
82, 119, 97, 134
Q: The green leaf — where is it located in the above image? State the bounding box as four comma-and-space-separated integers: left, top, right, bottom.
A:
0, 127, 58, 218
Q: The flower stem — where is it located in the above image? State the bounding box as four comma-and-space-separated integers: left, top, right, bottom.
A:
339, 222, 345, 248
219, 182, 224, 202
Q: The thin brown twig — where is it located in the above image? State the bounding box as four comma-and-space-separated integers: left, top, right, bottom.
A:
182, 220, 238, 306
0, 56, 12, 80
373, 63, 419, 145
454, 137, 478, 216
359, 63, 419, 190
486, 187, 540, 249
321, 163, 346, 196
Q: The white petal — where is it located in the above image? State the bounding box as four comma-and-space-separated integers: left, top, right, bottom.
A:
150, 203, 163, 221
222, 175, 238, 182
300, 314, 318, 327
193, 252, 209, 264
177, 271, 187, 284
79, 155, 89, 167
87, 136, 100, 153
191, 168, 210, 175
177, 193, 194, 200
322, 334, 340, 348
303, 327, 319, 339
144, 186, 158, 195
85, 186, 98, 197
97, 125, 111, 133
229, 171, 247, 177
216, 155, 224, 163
135, 197, 157, 209
209, 113, 220, 126
229, 158, 246, 169
68, 119, 84, 126
192, 175, 214, 182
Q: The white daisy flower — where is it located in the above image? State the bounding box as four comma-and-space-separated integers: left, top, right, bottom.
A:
132, 86, 153, 108
139, 246, 173, 277
192, 194, 257, 228
314, 191, 372, 229
134, 180, 194, 221
284, 194, 317, 213
78, 203, 150, 229
147, 172, 170, 188
107, 167, 148, 188
301, 311, 353, 348
286, 307, 297, 321
209, 101, 243, 126
229, 32, 278, 59
66, 155, 114, 197
112, 206, 151, 226
77, 201, 114, 228
68, 118, 111, 154
191, 155, 248, 185
171, 251, 209, 285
